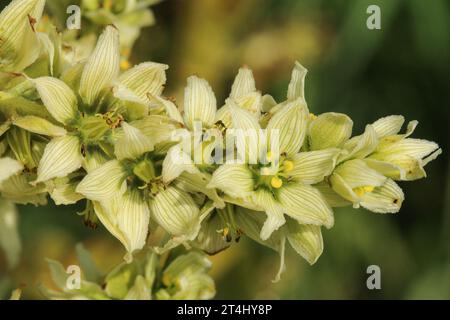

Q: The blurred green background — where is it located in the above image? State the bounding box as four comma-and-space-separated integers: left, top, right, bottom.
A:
0, 0, 449, 299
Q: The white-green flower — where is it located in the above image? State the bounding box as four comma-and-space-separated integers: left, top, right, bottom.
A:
209, 105, 337, 241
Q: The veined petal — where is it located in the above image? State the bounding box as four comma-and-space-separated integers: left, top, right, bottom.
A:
287, 61, 308, 101
149, 186, 201, 238
35, 135, 82, 183
371, 115, 405, 138
230, 67, 256, 99
363, 158, 405, 180
148, 94, 183, 123
0, 0, 43, 71
308, 113, 353, 150
0, 157, 23, 183
131, 115, 180, 145
278, 183, 334, 228
119, 62, 168, 100
13, 116, 66, 137
76, 160, 127, 201
47, 177, 84, 205
193, 211, 231, 255
332, 159, 387, 189
183, 76, 216, 130
162, 145, 199, 183
117, 190, 150, 256
340, 124, 378, 161
79, 26, 120, 105
290, 148, 340, 184
114, 122, 153, 160
375, 138, 439, 160
235, 91, 262, 115
286, 219, 323, 265
33, 77, 78, 125
252, 189, 286, 241
174, 172, 225, 209
360, 179, 404, 213
314, 181, 351, 208
207, 164, 254, 198
266, 98, 308, 156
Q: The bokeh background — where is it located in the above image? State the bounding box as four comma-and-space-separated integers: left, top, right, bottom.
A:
0, 0, 449, 299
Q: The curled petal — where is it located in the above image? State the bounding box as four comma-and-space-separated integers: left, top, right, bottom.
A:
308, 112, 353, 150
114, 122, 153, 160
290, 148, 340, 184
360, 179, 404, 213
230, 67, 256, 99
287, 61, 308, 101
207, 164, 254, 198
286, 219, 323, 265
13, 116, 66, 137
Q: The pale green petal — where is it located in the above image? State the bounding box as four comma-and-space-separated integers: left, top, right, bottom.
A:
79, 26, 120, 105
290, 148, 340, 184
261, 94, 277, 113
117, 190, 150, 256
252, 189, 286, 241
375, 138, 439, 160
286, 219, 323, 265
13, 115, 66, 137
162, 145, 199, 183
287, 61, 308, 101
192, 211, 230, 255
125, 276, 151, 300
215, 104, 233, 128
308, 112, 353, 150
93, 200, 128, 255
33, 77, 78, 124
314, 181, 351, 207
46, 177, 84, 205
149, 186, 201, 238
207, 164, 254, 198
174, 171, 225, 209
183, 76, 217, 129
76, 160, 127, 201
0, 174, 47, 205
148, 94, 183, 123
0, 0, 42, 71
229, 103, 261, 163
278, 183, 334, 228
119, 62, 168, 100
266, 98, 308, 156
371, 115, 405, 138
230, 67, 256, 99
332, 159, 387, 189
0, 157, 23, 183
235, 91, 262, 115
340, 124, 378, 161
131, 115, 180, 145
36, 135, 83, 183
360, 179, 404, 213
114, 122, 153, 160
82, 147, 110, 173
363, 158, 405, 180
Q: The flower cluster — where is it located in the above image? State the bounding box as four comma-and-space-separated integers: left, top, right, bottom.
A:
41, 245, 215, 300
0, 0, 442, 297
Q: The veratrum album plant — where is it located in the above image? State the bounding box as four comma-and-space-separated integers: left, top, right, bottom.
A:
0, 0, 442, 300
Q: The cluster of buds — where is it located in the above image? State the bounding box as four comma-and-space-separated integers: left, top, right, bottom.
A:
0, 0, 442, 297
41, 245, 215, 300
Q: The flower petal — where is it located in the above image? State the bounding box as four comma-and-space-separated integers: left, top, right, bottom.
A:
252, 189, 286, 241
286, 219, 323, 265
13, 115, 66, 137
79, 26, 120, 105
119, 62, 168, 101
117, 190, 150, 256
76, 160, 127, 201
33, 77, 78, 125
308, 112, 353, 150
114, 122, 153, 160
340, 124, 378, 161
278, 183, 334, 228
35, 135, 82, 183
266, 98, 308, 156
162, 144, 199, 184
371, 115, 405, 138
230, 67, 256, 99
287, 61, 308, 101
360, 179, 404, 213
183, 76, 217, 130
290, 148, 340, 184
207, 164, 254, 198
149, 186, 201, 238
